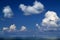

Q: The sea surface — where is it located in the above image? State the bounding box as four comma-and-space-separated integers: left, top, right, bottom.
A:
0, 37, 60, 40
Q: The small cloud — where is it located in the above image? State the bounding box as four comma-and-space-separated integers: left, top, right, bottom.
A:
9, 24, 16, 31
36, 24, 40, 29
3, 27, 9, 31
3, 6, 13, 18
19, 1, 44, 15
3, 24, 16, 32
20, 26, 27, 31
2, 24, 27, 32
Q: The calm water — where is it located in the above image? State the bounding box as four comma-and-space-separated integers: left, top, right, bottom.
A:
0, 37, 60, 40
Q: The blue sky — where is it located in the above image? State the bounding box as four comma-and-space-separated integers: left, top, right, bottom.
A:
0, 0, 60, 37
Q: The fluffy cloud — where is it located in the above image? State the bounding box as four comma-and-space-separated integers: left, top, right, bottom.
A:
2, 24, 27, 32
20, 26, 26, 31
9, 24, 16, 31
35, 11, 60, 31
41, 11, 60, 31
3, 6, 13, 18
3, 24, 16, 32
19, 1, 44, 15
42, 11, 59, 27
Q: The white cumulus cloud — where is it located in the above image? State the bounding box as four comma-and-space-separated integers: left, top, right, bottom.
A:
20, 26, 26, 31
42, 11, 59, 27
35, 11, 60, 31
3, 24, 16, 32
9, 24, 16, 31
19, 1, 44, 15
41, 11, 60, 31
2, 24, 27, 32
3, 6, 13, 18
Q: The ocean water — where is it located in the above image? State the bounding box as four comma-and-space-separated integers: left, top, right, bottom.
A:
0, 37, 60, 40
